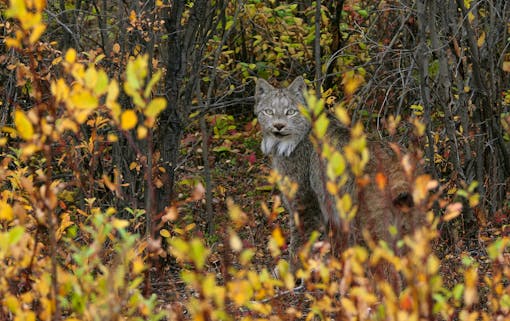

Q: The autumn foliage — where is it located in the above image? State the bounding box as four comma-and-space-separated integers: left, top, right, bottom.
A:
1, 0, 510, 321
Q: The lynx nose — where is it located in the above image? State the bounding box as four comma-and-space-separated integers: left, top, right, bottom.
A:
273, 123, 286, 131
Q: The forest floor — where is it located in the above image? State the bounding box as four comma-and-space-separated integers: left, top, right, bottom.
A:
150, 114, 510, 317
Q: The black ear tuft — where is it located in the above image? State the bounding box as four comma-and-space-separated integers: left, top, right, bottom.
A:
255, 78, 274, 101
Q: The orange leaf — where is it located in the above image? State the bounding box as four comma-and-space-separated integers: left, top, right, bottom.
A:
375, 172, 387, 191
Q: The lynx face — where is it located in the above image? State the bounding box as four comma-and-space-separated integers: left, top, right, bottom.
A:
254, 77, 311, 157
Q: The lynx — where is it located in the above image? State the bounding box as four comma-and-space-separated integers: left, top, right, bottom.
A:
254, 77, 421, 284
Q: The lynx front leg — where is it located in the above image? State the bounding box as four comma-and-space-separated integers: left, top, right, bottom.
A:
285, 192, 322, 274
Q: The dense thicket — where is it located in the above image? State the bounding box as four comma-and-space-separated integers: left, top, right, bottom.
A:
1, 0, 509, 320
2, 0, 508, 231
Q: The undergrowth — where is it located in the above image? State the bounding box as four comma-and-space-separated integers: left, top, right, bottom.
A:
1, 1, 509, 321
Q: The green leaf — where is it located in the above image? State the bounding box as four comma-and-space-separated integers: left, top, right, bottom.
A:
327, 151, 346, 178
189, 238, 209, 270
125, 55, 148, 91
94, 70, 109, 95
123, 81, 145, 107
8, 226, 25, 245
487, 238, 505, 260
453, 284, 465, 301
357, 9, 368, 18
170, 238, 189, 262
144, 70, 162, 99
314, 113, 329, 139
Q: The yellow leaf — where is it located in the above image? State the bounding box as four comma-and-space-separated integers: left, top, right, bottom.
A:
227, 198, 247, 227
464, 267, 478, 307
65, 48, 77, 63
412, 174, 437, 203
29, 23, 46, 44
0, 201, 14, 221
342, 71, 365, 97
410, 104, 424, 116
339, 193, 352, 213
341, 297, 357, 315
129, 10, 137, 26
106, 80, 121, 121
106, 79, 119, 103
144, 97, 167, 118
25, 311, 36, 321
94, 70, 109, 95
120, 110, 137, 130
112, 218, 129, 229
229, 231, 243, 252
34, 0, 46, 11
70, 89, 98, 109
469, 193, 479, 207
21, 143, 39, 157
51, 78, 70, 103
477, 31, 486, 48
271, 227, 285, 248
5, 0, 27, 19
4, 294, 20, 312
129, 161, 138, 170
503, 61, 510, 73
137, 125, 148, 140
56, 213, 74, 240
326, 181, 338, 194
159, 228, 171, 238
14, 109, 34, 140
74, 110, 92, 124
84, 66, 98, 89
227, 280, 253, 306
334, 104, 350, 125
57, 118, 78, 133
94, 54, 105, 64
185, 223, 196, 232
132, 257, 145, 274
426, 255, 440, 275
5, 37, 21, 49
107, 133, 118, 142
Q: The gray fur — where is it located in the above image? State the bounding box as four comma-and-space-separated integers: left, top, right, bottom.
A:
254, 78, 421, 281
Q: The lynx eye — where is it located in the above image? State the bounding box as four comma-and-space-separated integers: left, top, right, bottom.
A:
263, 109, 274, 116
286, 109, 298, 116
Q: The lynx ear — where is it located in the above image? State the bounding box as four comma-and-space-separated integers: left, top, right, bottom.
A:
255, 78, 274, 101
287, 76, 307, 96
